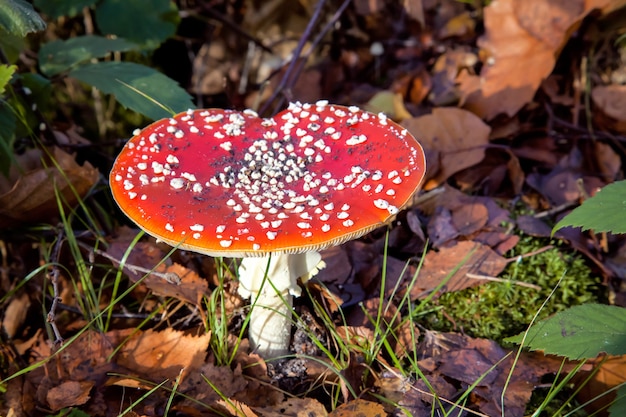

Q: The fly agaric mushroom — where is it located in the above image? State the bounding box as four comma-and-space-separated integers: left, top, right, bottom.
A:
109, 101, 425, 358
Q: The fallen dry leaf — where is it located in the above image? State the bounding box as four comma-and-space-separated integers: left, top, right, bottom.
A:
116, 328, 211, 381
329, 399, 387, 417
409, 241, 508, 300
177, 362, 249, 406
416, 331, 562, 417
215, 398, 258, 417
252, 397, 329, 417
1, 291, 30, 339
454, 147, 525, 197
46, 380, 94, 411
402, 107, 490, 189
526, 148, 606, 206
0, 147, 99, 228
106, 237, 210, 306
592, 84, 626, 133
457, 0, 612, 120
418, 185, 515, 251
429, 48, 477, 106
574, 355, 626, 414
541, 75, 575, 106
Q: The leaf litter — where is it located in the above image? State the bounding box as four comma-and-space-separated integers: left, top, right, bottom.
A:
3, 0, 626, 415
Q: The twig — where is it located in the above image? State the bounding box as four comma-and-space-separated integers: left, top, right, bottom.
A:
533, 202, 577, 219
190, 6, 273, 54
510, 245, 555, 260
76, 241, 181, 284
290, 0, 352, 90
465, 273, 542, 290
44, 294, 156, 320
46, 226, 66, 347
259, 0, 328, 115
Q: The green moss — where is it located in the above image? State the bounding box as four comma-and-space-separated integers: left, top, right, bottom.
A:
418, 235, 602, 342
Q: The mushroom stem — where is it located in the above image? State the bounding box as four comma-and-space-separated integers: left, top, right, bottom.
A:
237, 252, 322, 358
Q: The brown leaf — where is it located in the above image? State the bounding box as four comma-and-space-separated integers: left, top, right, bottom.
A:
402, 108, 490, 189
417, 331, 562, 416
419, 185, 515, 251
116, 328, 210, 381
177, 362, 249, 406
451, 203, 489, 236
402, 0, 425, 27
329, 399, 386, 417
592, 84, 626, 133
457, 0, 596, 120
253, 398, 329, 417
1, 291, 31, 338
106, 237, 210, 306
430, 48, 477, 106
541, 75, 575, 106
574, 355, 626, 414
215, 398, 258, 417
0, 147, 99, 228
409, 241, 508, 300
454, 147, 525, 197
46, 380, 94, 411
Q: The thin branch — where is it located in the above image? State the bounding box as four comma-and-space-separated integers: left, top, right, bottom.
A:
259, 0, 328, 115
46, 226, 66, 347
290, 0, 352, 91
76, 241, 181, 285
465, 273, 542, 290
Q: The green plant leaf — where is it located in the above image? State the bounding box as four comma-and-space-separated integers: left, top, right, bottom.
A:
505, 304, 626, 360
553, 180, 626, 235
0, 64, 16, 95
95, 0, 179, 49
0, 0, 46, 37
0, 102, 17, 177
0, 27, 24, 63
39, 35, 138, 76
33, 0, 98, 19
69, 61, 194, 120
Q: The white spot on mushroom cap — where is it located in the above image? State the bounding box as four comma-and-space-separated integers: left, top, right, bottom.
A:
170, 178, 185, 189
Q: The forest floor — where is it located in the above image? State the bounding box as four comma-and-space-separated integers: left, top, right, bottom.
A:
2, 0, 626, 416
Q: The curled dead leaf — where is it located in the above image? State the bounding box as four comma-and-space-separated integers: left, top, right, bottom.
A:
0, 147, 98, 228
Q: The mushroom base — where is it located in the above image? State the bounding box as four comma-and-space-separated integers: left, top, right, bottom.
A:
237, 253, 323, 359
248, 291, 294, 358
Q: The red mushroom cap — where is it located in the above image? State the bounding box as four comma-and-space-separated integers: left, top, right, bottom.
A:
110, 101, 426, 257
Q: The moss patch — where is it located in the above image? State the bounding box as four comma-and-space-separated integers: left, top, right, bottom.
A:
418, 235, 602, 342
